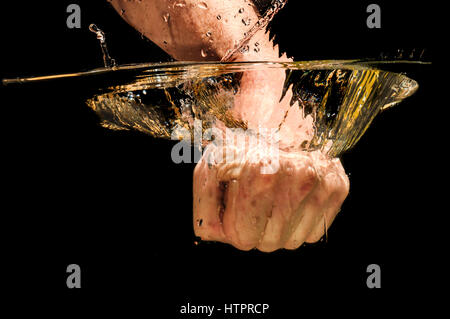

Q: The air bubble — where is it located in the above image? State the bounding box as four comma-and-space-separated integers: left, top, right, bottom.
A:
127, 92, 135, 101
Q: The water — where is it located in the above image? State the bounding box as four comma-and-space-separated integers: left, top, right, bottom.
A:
221, 0, 288, 61
3, 60, 420, 158
89, 24, 117, 68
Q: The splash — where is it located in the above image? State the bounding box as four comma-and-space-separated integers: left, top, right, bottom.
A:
221, 0, 288, 61
79, 60, 418, 157
89, 24, 117, 68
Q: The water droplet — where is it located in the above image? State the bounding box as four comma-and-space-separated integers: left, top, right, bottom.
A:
120, 9, 125, 15
254, 47, 260, 53
163, 40, 168, 45
197, 219, 203, 226
163, 12, 170, 22
201, 49, 208, 57
239, 7, 244, 13
254, 42, 259, 47
198, 2, 208, 9
242, 18, 251, 26
174, 1, 186, 7
206, 31, 212, 37
142, 89, 147, 95
239, 45, 249, 53
216, 15, 222, 20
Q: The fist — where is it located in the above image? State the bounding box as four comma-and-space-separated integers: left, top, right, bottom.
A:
193, 143, 350, 252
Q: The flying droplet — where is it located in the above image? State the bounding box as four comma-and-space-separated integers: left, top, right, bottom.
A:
198, 2, 208, 9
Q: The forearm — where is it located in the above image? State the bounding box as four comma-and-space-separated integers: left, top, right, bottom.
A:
110, 0, 288, 62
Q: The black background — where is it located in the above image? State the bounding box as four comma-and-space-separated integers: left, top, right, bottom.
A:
1, 1, 434, 317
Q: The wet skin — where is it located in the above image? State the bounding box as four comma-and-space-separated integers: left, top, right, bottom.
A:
110, 0, 349, 251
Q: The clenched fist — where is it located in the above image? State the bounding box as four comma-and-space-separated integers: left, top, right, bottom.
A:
194, 142, 349, 252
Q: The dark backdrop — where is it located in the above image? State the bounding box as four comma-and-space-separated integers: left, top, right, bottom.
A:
1, 1, 434, 317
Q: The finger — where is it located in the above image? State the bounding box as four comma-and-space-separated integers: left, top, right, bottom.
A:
257, 157, 317, 252
304, 192, 339, 244
283, 166, 332, 250
223, 162, 275, 250
305, 169, 350, 243
193, 151, 227, 243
